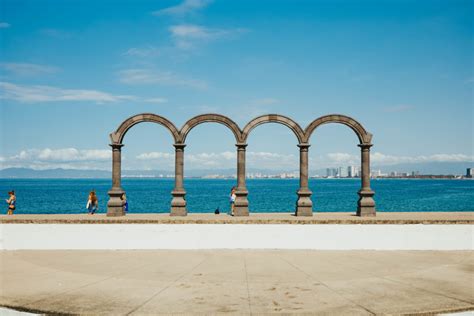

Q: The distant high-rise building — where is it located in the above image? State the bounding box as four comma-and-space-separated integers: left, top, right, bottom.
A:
467, 168, 473, 178
326, 168, 337, 177
338, 166, 348, 178
348, 166, 357, 178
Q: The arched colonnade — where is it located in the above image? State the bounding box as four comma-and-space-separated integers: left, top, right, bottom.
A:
107, 113, 376, 217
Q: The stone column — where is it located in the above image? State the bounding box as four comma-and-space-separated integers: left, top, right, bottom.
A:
357, 143, 376, 216
295, 143, 313, 216
234, 143, 249, 216
171, 143, 187, 216
107, 143, 125, 217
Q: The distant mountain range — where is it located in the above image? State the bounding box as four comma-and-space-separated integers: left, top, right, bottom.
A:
0, 162, 471, 178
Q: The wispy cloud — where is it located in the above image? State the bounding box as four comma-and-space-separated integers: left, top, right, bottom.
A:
0, 62, 59, 76
0, 81, 136, 103
123, 46, 161, 58
0, 22, 11, 29
152, 0, 212, 16
169, 24, 247, 50
383, 105, 413, 113
117, 69, 208, 89
144, 97, 168, 104
39, 28, 71, 39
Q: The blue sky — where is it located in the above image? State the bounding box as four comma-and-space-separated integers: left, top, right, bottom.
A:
0, 0, 472, 172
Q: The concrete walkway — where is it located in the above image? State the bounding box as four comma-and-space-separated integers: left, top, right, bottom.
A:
0, 250, 472, 315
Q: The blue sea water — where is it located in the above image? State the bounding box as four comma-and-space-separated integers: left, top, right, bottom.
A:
0, 178, 472, 214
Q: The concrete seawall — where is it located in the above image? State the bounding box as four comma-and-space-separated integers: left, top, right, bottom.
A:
1, 213, 472, 250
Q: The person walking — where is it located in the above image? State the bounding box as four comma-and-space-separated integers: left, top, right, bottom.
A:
86, 191, 99, 215
229, 186, 236, 216
5, 190, 16, 215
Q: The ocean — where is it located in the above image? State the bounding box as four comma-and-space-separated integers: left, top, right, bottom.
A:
0, 178, 472, 214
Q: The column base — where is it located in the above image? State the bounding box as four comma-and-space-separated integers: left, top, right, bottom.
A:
171, 189, 187, 216
295, 188, 313, 216
234, 189, 249, 216
357, 189, 376, 217
107, 188, 125, 217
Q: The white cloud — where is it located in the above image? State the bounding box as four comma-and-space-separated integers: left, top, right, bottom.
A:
0, 22, 11, 28
370, 152, 474, 164
0, 148, 111, 170
0, 62, 59, 76
0, 81, 136, 103
144, 97, 168, 104
11, 148, 110, 162
137, 152, 173, 160
169, 24, 247, 50
327, 153, 358, 163
123, 46, 160, 58
152, 0, 211, 16
170, 25, 215, 39
117, 69, 207, 89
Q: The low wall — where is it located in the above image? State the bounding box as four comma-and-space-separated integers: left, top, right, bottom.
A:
1, 224, 472, 250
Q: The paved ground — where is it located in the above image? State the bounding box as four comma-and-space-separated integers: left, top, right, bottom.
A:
0, 250, 472, 315
1, 212, 473, 224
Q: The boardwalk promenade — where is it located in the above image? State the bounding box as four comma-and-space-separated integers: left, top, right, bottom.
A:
1, 250, 473, 315
1, 212, 472, 314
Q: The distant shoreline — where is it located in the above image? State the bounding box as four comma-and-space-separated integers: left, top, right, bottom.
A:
0, 177, 472, 180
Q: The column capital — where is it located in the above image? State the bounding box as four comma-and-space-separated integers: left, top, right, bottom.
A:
236, 143, 248, 149
358, 143, 373, 150
297, 143, 311, 150
109, 143, 124, 150
173, 143, 186, 150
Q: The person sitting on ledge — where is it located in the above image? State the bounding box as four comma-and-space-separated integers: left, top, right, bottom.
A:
86, 190, 99, 215
6, 190, 16, 215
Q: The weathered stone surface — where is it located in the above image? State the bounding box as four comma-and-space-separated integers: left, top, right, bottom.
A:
171, 144, 187, 216
295, 143, 312, 216
242, 114, 305, 143
179, 113, 242, 143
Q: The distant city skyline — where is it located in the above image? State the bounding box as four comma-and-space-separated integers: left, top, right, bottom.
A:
1, 0, 473, 173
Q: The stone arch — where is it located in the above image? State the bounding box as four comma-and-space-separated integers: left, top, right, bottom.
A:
110, 113, 180, 144
303, 114, 372, 144
179, 114, 243, 143
242, 114, 305, 143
